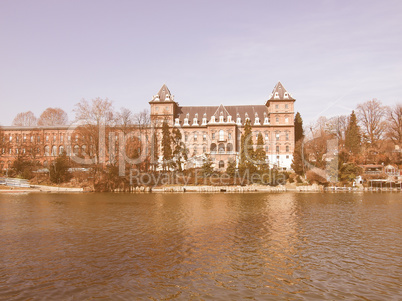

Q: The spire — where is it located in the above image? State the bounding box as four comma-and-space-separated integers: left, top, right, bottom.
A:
267, 81, 295, 101
150, 84, 174, 102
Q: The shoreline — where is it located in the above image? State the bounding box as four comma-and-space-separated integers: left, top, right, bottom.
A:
1, 184, 401, 194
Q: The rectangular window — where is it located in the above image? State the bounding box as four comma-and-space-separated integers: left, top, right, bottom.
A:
194, 134, 197, 141
276, 117, 279, 123
228, 133, 232, 140
185, 134, 188, 142
285, 104, 288, 109
23, 135, 26, 142
276, 146, 280, 153
46, 135, 49, 142
286, 146, 289, 152
286, 132, 289, 141
203, 134, 207, 141
219, 130, 224, 141
30, 136, 34, 143
212, 133, 215, 140
276, 133, 280, 141
275, 104, 279, 109
37, 136, 40, 143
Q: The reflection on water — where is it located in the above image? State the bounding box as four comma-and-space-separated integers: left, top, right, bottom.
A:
0, 192, 401, 300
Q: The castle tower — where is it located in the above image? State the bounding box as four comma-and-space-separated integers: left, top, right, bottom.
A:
149, 84, 178, 126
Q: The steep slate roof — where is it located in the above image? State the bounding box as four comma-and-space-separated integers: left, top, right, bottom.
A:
266, 81, 295, 101
175, 104, 268, 124
150, 84, 173, 102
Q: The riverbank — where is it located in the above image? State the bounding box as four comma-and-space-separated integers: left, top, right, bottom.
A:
1, 184, 401, 194
0, 185, 84, 193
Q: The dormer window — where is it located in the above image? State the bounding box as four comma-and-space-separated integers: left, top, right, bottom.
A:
264, 117, 269, 125
236, 117, 242, 125
210, 116, 216, 123
274, 92, 279, 99
174, 118, 180, 126
227, 115, 232, 122
284, 92, 289, 99
165, 94, 170, 101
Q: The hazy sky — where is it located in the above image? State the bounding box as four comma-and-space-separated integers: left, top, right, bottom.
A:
1, 0, 401, 126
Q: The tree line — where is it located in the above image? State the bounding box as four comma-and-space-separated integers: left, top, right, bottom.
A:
292, 99, 401, 185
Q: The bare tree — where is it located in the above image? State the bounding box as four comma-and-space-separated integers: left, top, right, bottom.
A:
385, 103, 402, 147
116, 107, 134, 134
325, 115, 348, 141
12, 111, 37, 126
38, 108, 68, 126
73, 98, 115, 164
356, 99, 387, 146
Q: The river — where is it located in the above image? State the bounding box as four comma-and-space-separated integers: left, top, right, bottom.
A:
0, 192, 401, 300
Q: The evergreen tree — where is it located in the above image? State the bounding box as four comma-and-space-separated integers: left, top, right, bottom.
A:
255, 133, 269, 176
294, 112, 304, 143
291, 140, 304, 175
291, 112, 305, 175
238, 119, 256, 176
345, 110, 361, 156
172, 127, 187, 171
50, 152, 71, 183
161, 120, 173, 171
201, 155, 214, 178
151, 130, 159, 171
226, 158, 237, 178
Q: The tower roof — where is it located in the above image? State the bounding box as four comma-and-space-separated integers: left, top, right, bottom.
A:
267, 81, 295, 101
150, 84, 175, 102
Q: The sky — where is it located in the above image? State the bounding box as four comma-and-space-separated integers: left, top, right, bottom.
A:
1, 0, 401, 126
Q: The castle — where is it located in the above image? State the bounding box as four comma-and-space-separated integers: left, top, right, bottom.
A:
0, 82, 296, 172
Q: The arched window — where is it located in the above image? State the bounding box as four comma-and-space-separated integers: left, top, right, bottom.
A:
210, 143, 217, 153
74, 145, 79, 155
226, 143, 233, 153
66, 145, 71, 156
82, 145, 87, 156
51, 145, 57, 156
59, 146, 64, 155
219, 160, 225, 168
44, 145, 50, 156
218, 143, 225, 154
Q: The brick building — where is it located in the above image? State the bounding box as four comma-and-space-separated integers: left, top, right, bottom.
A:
0, 82, 296, 172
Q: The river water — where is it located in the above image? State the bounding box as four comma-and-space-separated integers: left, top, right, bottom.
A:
0, 192, 401, 300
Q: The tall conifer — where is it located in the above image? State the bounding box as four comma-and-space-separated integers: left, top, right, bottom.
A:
345, 110, 361, 156
161, 120, 173, 171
